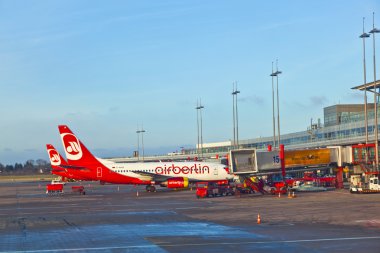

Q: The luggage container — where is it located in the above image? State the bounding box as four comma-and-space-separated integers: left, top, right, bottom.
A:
46, 183, 64, 195
71, 186, 85, 195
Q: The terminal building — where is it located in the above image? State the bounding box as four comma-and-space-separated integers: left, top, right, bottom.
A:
196, 102, 377, 155
191, 79, 380, 160
191, 81, 380, 158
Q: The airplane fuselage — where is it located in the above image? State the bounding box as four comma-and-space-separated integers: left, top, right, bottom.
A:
102, 160, 232, 182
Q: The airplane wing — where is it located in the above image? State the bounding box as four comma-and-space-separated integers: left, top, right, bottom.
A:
60, 165, 91, 172
132, 170, 175, 182
51, 167, 66, 172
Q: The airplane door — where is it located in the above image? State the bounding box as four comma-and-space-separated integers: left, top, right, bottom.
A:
213, 167, 218, 175
97, 167, 102, 178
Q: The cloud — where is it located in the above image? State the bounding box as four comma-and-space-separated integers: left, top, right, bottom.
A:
108, 106, 120, 113
103, 4, 199, 26
27, 31, 79, 45
23, 148, 39, 153
309, 96, 328, 107
238, 95, 265, 105
345, 91, 365, 103
258, 20, 300, 32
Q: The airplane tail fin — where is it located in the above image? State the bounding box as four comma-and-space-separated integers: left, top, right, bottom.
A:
46, 144, 69, 168
58, 125, 100, 166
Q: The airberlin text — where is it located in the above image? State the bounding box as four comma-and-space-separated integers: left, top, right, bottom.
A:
155, 164, 210, 175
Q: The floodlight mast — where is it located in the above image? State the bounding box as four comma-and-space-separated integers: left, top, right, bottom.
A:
369, 12, 380, 171
270, 60, 282, 148
232, 82, 240, 149
360, 17, 370, 162
270, 62, 276, 148
196, 99, 205, 158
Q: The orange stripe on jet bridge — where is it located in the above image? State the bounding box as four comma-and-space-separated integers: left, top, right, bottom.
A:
284, 149, 331, 168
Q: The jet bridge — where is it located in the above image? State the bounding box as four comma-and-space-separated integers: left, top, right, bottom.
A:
229, 149, 281, 174
229, 148, 339, 175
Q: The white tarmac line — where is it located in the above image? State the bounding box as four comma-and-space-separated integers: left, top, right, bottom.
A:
4, 235, 380, 252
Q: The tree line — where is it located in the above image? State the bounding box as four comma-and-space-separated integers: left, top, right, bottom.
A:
0, 159, 51, 175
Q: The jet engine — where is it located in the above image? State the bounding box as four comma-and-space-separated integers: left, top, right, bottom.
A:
161, 177, 189, 188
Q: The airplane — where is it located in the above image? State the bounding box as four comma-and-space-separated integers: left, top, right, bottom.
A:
58, 125, 233, 192
46, 144, 93, 181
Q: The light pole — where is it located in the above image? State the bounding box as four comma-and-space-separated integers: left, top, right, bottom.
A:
275, 61, 282, 147
136, 128, 146, 161
270, 62, 276, 148
369, 12, 380, 171
232, 83, 236, 148
141, 129, 146, 161
136, 129, 140, 161
360, 17, 370, 162
232, 82, 240, 149
271, 60, 282, 147
196, 100, 204, 157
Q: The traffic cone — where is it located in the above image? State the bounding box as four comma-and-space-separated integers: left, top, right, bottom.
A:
288, 191, 292, 198
257, 213, 261, 224
292, 191, 296, 198
136, 190, 139, 197
278, 192, 281, 198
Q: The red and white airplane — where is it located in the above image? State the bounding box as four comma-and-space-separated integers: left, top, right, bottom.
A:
46, 144, 93, 181
58, 125, 233, 191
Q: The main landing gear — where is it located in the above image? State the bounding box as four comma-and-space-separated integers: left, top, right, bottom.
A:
146, 185, 156, 192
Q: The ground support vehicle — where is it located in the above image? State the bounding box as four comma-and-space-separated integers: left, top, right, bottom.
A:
51, 178, 66, 185
285, 172, 336, 188
196, 182, 234, 198
235, 182, 255, 194
269, 181, 288, 195
46, 183, 64, 195
71, 186, 86, 195
234, 177, 268, 195
350, 174, 380, 193
292, 181, 327, 192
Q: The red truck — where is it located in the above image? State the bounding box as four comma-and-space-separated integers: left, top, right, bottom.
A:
196, 181, 235, 198
46, 183, 64, 195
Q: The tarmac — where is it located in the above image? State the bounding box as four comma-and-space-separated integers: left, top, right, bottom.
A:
1, 181, 380, 252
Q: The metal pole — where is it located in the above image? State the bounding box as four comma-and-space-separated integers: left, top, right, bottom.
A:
271, 62, 276, 148
196, 100, 204, 157
232, 83, 236, 149
141, 129, 146, 162
369, 12, 380, 171
235, 85, 240, 148
360, 17, 370, 162
199, 101, 204, 158
196, 100, 200, 156
276, 60, 282, 147
231, 83, 240, 149
136, 129, 140, 161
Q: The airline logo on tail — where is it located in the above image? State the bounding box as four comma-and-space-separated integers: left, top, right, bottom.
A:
61, 133, 83, 160
47, 148, 61, 166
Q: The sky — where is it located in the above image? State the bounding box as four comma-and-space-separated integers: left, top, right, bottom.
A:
0, 0, 379, 165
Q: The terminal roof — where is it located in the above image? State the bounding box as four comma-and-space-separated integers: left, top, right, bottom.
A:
351, 80, 380, 91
